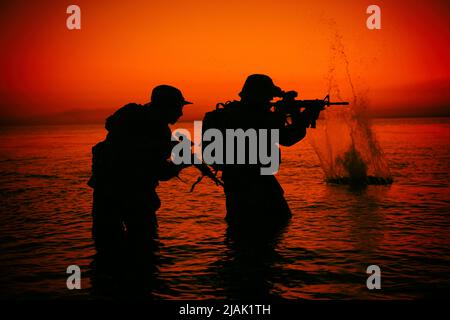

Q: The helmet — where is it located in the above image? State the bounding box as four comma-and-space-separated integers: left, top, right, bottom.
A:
238, 74, 283, 100
151, 85, 192, 106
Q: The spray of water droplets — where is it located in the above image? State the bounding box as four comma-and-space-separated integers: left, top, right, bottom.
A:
308, 22, 393, 185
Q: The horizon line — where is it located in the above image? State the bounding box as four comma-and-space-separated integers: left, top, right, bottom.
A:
1, 114, 449, 127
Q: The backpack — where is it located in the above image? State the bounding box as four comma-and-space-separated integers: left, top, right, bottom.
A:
87, 140, 113, 189
201, 101, 240, 172
88, 103, 147, 189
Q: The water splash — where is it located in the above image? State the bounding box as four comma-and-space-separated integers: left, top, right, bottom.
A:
308, 23, 393, 185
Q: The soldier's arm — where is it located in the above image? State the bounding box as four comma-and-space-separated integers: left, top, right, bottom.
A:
157, 160, 189, 181
278, 112, 307, 147
278, 107, 323, 146
156, 139, 192, 181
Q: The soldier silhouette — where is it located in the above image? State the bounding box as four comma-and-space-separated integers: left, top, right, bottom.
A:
202, 74, 320, 230
88, 85, 192, 270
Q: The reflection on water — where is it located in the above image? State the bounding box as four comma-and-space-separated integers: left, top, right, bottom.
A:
216, 220, 291, 300
0, 118, 449, 299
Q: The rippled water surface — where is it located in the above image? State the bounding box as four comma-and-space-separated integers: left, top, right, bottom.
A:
0, 118, 449, 299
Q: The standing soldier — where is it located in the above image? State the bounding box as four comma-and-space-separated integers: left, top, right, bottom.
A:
202, 74, 320, 229
88, 85, 192, 268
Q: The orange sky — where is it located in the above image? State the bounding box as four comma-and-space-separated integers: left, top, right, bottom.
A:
1, 0, 449, 123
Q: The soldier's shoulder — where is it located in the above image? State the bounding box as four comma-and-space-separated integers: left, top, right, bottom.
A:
115, 102, 144, 115
204, 101, 240, 119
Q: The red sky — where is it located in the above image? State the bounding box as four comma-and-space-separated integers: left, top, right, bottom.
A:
1, 0, 449, 124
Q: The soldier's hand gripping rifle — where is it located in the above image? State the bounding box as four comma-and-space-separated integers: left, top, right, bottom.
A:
272, 91, 349, 128
171, 136, 224, 192
189, 154, 224, 192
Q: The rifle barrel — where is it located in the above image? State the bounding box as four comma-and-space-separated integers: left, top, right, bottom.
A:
328, 102, 349, 105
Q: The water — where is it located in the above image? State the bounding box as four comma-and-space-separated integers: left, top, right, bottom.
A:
0, 118, 449, 299
310, 25, 392, 184
309, 107, 393, 185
